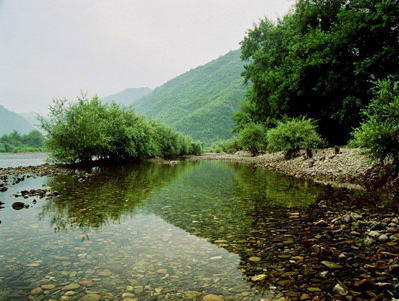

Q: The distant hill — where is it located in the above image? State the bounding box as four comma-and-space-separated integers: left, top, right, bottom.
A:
133, 50, 246, 144
0, 105, 35, 135
20, 112, 45, 133
20, 112, 40, 128
102, 87, 153, 105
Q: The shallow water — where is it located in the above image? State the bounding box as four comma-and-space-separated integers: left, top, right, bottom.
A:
0, 160, 397, 300
0, 152, 48, 168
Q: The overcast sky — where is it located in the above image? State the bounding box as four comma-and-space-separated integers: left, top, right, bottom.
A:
0, 0, 294, 114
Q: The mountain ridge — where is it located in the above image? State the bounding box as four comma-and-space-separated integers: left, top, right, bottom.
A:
0, 105, 35, 135
133, 50, 246, 144
101, 87, 153, 105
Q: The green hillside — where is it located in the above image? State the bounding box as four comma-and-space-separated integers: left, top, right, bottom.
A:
0, 105, 34, 135
102, 87, 152, 105
133, 50, 246, 144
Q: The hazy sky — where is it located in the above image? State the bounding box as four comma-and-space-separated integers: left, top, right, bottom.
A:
0, 0, 294, 114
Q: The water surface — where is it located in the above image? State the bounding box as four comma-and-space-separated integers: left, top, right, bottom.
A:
0, 160, 396, 300
0, 152, 48, 168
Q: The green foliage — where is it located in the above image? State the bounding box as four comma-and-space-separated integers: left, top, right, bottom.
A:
350, 79, 399, 166
238, 123, 268, 156
133, 50, 246, 144
209, 137, 242, 154
267, 118, 324, 159
239, 0, 399, 144
40, 95, 201, 164
0, 130, 44, 153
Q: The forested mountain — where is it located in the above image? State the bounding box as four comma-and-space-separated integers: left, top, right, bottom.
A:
0, 105, 34, 135
133, 50, 246, 144
102, 87, 152, 105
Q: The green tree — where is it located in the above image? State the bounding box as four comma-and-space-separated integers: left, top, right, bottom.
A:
40, 95, 201, 164
240, 0, 399, 144
350, 79, 399, 167
238, 123, 268, 156
267, 118, 324, 159
0, 130, 44, 153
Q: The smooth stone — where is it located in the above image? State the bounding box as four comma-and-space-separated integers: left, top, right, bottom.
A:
379, 234, 389, 241
31, 287, 43, 295
98, 270, 112, 277
62, 283, 80, 290
367, 230, 380, 238
391, 234, 399, 241
12, 202, 26, 210
307, 287, 322, 292
126, 286, 134, 292
80, 294, 101, 301
184, 291, 202, 299
249, 256, 261, 262
79, 280, 93, 287
157, 269, 167, 274
61, 297, 70, 301
122, 293, 135, 298
203, 294, 225, 301
251, 274, 266, 281
122, 298, 137, 301
333, 283, 348, 296
41, 284, 56, 290
321, 261, 343, 269
65, 291, 77, 296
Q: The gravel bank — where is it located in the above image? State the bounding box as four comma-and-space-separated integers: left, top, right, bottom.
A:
191, 148, 377, 190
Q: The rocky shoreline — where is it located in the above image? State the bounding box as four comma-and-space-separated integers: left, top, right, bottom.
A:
191, 148, 397, 197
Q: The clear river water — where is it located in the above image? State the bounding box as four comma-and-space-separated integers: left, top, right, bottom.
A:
0, 154, 398, 300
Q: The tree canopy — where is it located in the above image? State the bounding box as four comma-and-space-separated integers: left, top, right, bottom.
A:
239, 0, 399, 144
40, 96, 202, 164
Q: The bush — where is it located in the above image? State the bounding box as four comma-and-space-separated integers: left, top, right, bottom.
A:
350, 79, 399, 166
0, 130, 44, 153
210, 137, 242, 154
238, 123, 268, 156
267, 118, 324, 159
40, 96, 201, 163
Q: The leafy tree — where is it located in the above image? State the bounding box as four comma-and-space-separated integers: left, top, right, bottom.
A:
267, 118, 324, 159
40, 95, 201, 164
350, 79, 399, 167
210, 137, 242, 154
0, 130, 44, 153
238, 123, 268, 156
240, 0, 399, 144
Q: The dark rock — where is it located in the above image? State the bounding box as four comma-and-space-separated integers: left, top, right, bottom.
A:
12, 202, 26, 210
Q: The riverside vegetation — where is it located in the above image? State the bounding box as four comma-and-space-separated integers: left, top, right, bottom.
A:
39, 96, 202, 164
209, 0, 399, 194
1, 0, 399, 300
0, 130, 44, 153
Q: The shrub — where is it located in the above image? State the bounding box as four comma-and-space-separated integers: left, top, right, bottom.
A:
0, 130, 44, 153
267, 118, 324, 159
40, 95, 201, 163
350, 79, 399, 167
210, 137, 242, 154
238, 123, 268, 156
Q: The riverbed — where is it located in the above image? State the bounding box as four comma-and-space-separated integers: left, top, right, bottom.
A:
0, 156, 398, 300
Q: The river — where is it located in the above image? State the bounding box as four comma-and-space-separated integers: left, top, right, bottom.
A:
0, 155, 397, 300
